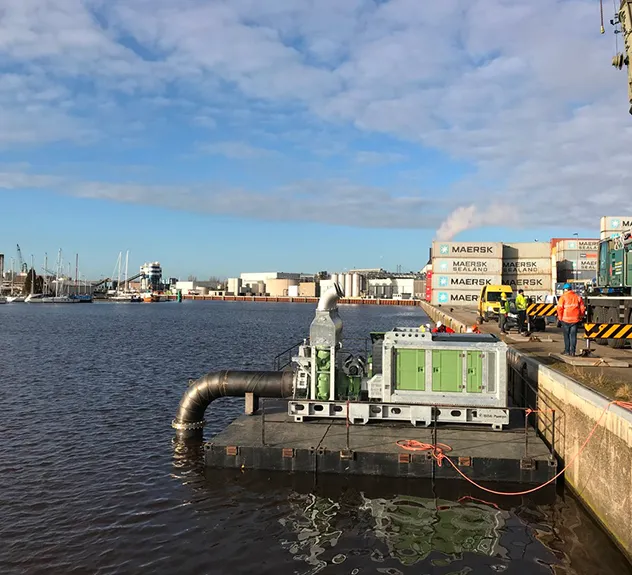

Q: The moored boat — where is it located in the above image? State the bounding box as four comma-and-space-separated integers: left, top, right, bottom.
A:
6, 295, 26, 303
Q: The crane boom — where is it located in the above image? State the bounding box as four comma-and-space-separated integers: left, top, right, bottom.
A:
612, 1, 632, 114
16, 244, 25, 272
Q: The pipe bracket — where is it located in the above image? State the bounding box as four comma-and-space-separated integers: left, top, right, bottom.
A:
171, 419, 206, 430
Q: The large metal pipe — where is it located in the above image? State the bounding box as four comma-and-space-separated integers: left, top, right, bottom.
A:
173, 370, 294, 440
317, 283, 343, 311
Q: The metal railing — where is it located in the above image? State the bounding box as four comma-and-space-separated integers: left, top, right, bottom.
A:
507, 362, 557, 461
272, 340, 305, 371
272, 337, 372, 372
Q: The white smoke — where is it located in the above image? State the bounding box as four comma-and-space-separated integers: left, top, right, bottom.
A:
435, 205, 479, 241
435, 203, 515, 241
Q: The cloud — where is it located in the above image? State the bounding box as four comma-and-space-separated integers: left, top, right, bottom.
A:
197, 141, 279, 160
354, 151, 407, 165
0, 0, 631, 237
0, 169, 441, 229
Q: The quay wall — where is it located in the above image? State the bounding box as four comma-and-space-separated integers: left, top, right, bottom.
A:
171, 295, 426, 307
421, 301, 632, 562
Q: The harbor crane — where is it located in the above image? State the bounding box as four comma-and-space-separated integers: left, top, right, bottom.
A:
16, 244, 27, 273
604, 0, 632, 113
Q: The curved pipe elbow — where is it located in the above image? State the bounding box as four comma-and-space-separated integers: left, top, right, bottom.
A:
173, 370, 294, 441
317, 283, 343, 311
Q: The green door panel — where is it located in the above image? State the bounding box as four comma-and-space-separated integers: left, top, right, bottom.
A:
431, 350, 462, 392
396, 349, 425, 391
466, 351, 483, 393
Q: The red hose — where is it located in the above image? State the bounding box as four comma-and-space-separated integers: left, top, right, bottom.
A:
396, 401, 632, 497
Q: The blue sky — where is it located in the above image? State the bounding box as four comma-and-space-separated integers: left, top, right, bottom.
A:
1, 0, 630, 280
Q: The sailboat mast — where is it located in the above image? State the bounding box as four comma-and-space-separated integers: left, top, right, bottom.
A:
30, 255, 35, 295
125, 250, 129, 291
117, 251, 122, 293
44, 252, 48, 294
56, 249, 61, 298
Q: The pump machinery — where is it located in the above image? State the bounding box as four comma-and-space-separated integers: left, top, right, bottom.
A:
172, 283, 511, 441
288, 284, 510, 429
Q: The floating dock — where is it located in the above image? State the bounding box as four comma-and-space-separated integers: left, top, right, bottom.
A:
204, 400, 556, 486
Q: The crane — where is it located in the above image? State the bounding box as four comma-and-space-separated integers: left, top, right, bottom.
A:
16, 244, 27, 273
606, 0, 632, 114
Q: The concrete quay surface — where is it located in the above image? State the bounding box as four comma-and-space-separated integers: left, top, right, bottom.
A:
421, 301, 632, 563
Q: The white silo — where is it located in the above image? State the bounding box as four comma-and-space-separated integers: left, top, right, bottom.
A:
352, 273, 360, 297
344, 273, 352, 297
331, 273, 339, 289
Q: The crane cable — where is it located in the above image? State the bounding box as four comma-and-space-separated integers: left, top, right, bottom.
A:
396, 400, 632, 498
601, 0, 606, 34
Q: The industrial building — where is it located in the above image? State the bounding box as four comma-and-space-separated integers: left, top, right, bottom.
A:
227, 272, 318, 297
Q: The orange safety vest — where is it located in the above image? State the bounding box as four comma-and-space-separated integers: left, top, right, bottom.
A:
557, 291, 586, 324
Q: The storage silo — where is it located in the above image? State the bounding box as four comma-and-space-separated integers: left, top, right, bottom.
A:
352, 273, 360, 297
331, 273, 339, 288
344, 273, 352, 297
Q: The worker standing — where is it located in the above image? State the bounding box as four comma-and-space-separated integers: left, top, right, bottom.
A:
557, 283, 586, 356
498, 293, 509, 334
516, 289, 528, 335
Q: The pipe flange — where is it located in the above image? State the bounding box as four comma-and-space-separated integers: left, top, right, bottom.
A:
172, 419, 206, 430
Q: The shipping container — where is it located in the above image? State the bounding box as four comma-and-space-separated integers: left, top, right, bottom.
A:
555, 239, 600, 252
557, 259, 598, 271
432, 258, 503, 275
431, 288, 480, 307
556, 270, 596, 283
502, 258, 551, 275
432, 241, 503, 259
555, 249, 598, 260
600, 216, 632, 233
502, 274, 553, 291
521, 291, 551, 304
431, 274, 502, 290
502, 242, 551, 259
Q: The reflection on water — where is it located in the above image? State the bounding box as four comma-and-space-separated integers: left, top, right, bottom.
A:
278, 488, 515, 574
361, 495, 509, 566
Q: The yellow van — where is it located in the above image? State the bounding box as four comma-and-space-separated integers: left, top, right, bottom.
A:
478, 285, 513, 323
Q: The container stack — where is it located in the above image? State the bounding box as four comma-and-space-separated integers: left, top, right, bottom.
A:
502, 243, 553, 303
431, 241, 503, 307
551, 238, 599, 284
600, 216, 632, 240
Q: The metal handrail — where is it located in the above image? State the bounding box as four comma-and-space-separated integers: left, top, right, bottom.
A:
507, 362, 557, 460
272, 340, 305, 371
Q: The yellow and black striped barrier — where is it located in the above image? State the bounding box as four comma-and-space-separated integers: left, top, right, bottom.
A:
526, 303, 557, 317
584, 323, 632, 340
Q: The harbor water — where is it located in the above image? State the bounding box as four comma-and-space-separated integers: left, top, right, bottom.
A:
0, 301, 630, 575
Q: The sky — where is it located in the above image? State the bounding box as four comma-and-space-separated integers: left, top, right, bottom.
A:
1, 0, 631, 280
